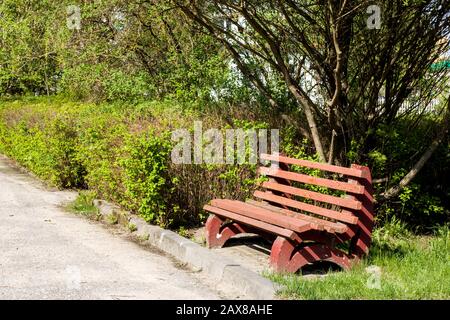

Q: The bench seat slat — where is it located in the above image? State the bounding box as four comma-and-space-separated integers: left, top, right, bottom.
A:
254, 191, 359, 224
259, 166, 365, 194
261, 154, 365, 178
245, 199, 348, 234
261, 181, 362, 210
203, 205, 301, 241
210, 199, 312, 233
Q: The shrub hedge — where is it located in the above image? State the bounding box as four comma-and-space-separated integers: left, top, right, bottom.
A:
0, 97, 448, 231
0, 97, 260, 228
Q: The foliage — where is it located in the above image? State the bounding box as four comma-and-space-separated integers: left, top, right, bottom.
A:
0, 99, 84, 187
0, 0, 62, 96
0, 0, 235, 104
370, 117, 449, 230
0, 97, 266, 228
1, 1, 449, 230
0, 97, 449, 230
120, 131, 174, 226
178, 0, 450, 165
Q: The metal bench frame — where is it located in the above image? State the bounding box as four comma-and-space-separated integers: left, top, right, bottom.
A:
203, 154, 375, 273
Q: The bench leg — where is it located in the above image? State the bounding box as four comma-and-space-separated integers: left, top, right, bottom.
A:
270, 236, 299, 273
205, 214, 246, 248
270, 236, 356, 273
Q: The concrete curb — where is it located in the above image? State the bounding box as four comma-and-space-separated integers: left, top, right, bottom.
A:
93, 199, 278, 300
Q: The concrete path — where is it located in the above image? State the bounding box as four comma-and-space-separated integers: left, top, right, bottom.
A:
0, 155, 223, 300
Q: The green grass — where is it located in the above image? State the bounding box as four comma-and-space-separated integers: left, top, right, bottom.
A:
105, 213, 118, 225
128, 223, 137, 232
66, 191, 99, 218
268, 224, 450, 299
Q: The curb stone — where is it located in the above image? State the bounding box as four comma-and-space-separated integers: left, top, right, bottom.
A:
92, 199, 278, 300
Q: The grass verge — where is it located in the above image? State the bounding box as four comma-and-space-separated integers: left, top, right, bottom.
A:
267, 224, 450, 299
66, 191, 99, 219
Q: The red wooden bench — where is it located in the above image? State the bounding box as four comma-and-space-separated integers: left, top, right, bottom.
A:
203, 153, 375, 273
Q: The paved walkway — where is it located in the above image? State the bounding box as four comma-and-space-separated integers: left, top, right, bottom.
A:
0, 155, 222, 300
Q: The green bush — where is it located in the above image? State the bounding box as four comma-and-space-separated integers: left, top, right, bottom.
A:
120, 131, 174, 227
0, 101, 84, 187
60, 63, 154, 103
0, 97, 448, 232
367, 119, 449, 231
0, 98, 262, 228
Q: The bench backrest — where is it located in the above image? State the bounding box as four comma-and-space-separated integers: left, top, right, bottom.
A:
257, 154, 375, 256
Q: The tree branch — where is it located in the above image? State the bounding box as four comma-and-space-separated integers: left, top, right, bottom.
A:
382, 95, 450, 200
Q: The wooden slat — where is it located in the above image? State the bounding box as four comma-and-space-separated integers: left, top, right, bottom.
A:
240, 200, 323, 231
210, 199, 312, 233
254, 191, 359, 224
261, 181, 362, 210
261, 154, 365, 178
258, 166, 365, 194
204, 205, 301, 241
245, 199, 348, 234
